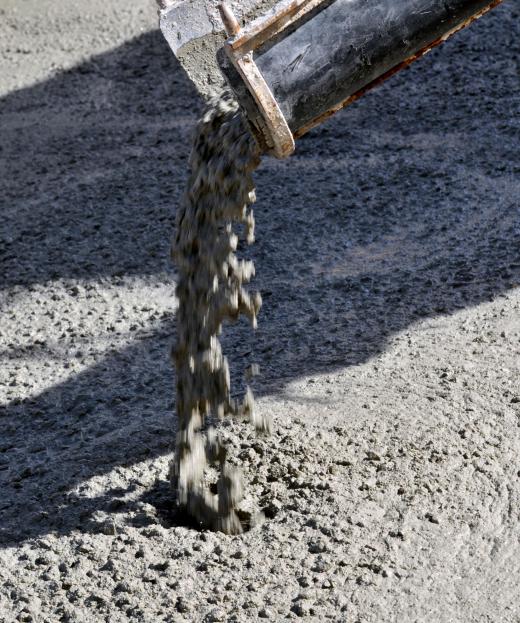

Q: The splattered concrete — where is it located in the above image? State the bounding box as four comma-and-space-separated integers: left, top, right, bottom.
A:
0, 0, 519, 621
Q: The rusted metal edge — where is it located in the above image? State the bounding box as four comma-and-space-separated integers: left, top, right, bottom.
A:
225, 49, 296, 158
219, 2, 242, 37
219, 2, 295, 158
228, 0, 327, 55
294, 0, 504, 140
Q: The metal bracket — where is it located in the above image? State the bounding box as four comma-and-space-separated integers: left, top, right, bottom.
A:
226, 0, 327, 55
218, 1, 305, 159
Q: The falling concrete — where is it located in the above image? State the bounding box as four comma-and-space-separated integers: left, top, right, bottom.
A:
172, 91, 271, 533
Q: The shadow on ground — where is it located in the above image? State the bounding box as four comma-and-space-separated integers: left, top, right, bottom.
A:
1, 4, 519, 545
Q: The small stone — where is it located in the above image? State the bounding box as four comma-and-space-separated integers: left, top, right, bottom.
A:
206, 608, 227, 622
176, 597, 193, 613
258, 608, 274, 618
114, 582, 132, 594
308, 540, 328, 554
311, 555, 332, 573
291, 601, 313, 617
322, 578, 333, 589
150, 560, 170, 572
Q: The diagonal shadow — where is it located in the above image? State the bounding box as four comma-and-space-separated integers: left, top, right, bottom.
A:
1, 29, 200, 288
1, 4, 519, 545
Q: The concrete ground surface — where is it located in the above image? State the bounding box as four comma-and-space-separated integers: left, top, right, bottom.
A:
1, 0, 519, 621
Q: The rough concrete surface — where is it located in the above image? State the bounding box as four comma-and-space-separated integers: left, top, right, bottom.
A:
0, 0, 519, 621
159, 0, 280, 96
